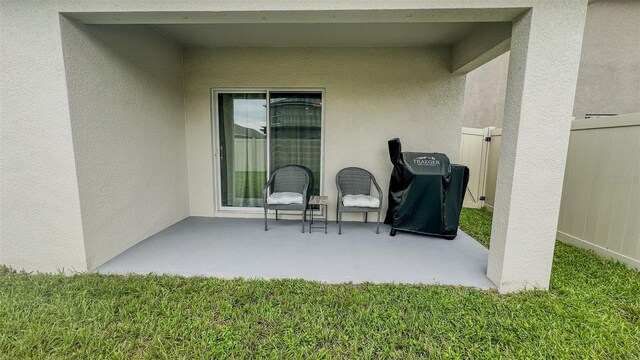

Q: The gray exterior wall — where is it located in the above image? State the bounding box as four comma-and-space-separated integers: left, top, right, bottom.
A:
462, 0, 640, 128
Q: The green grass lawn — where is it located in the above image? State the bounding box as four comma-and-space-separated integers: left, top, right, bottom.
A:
1, 209, 639, 359
234, 171, 267, 199
458, 207, 493, 248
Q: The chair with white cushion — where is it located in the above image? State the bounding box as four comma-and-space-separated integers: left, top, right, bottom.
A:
263, 165, 310, 232
336, 167, 383, 235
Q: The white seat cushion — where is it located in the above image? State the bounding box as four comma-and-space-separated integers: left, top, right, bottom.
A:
267, 192, 303, 205
342, 194, 380, 208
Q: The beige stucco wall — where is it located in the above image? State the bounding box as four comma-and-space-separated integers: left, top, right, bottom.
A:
0, 3, 88, 272
573, 0, 640, 118
463, 0, 640, 128
183, 47, 466, 220
462, 53, 509, 129
59, 20, 190, 269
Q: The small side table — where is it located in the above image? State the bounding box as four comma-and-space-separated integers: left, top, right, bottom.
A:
308, 195, 328, 234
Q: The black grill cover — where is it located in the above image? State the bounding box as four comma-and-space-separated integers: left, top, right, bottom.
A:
384, 138, 469, 239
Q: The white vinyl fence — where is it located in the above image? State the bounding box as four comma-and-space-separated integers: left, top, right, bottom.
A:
459, 127, 491, 208
460, 113, 640, 269
482, 128, 501, 212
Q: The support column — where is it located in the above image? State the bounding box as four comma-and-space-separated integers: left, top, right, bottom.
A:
487, 3, 588, 293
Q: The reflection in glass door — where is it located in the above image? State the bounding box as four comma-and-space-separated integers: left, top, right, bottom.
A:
217, 93, 267, 207
269, 92, 322, 197
216, 90, 323, 209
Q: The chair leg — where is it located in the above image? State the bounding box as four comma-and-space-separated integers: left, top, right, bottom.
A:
376, 211, 381, 234
275, 210, 278, 221
264, 208, 268, 231
336, 205, 339, 223
301, 209, 306, 233
338, 211, 342, 235
364, 213, 368, 223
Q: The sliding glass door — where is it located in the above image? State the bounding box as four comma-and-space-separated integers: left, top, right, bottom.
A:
216, 90, 323, 209
269, 92, 322, 197
217, 92, 267, 208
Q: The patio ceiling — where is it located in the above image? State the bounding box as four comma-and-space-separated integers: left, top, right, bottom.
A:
64, 9, 514, 73
148, 22, 502, 48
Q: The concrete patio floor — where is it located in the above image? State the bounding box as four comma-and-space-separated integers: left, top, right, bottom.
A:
96, 217, 495, 289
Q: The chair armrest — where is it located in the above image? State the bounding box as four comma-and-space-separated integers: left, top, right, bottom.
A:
302, 179, 309, 205
263, 174, 275, 205
335, 178, 343, 209
372, 176, 383, 209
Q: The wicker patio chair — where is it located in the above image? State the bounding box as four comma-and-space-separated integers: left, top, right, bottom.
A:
336, 167, 383, 235
263, 165, 310, 233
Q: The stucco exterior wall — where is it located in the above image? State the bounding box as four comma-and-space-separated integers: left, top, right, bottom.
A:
0, 3, 87, 272
463, 0, 640, 128
59, 20, 190, 269
573, 0, 640, 118
461, 52, 509, 129
183, 47, 466, 219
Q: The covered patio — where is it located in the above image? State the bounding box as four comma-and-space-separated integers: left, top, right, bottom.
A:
1, 1, 589, 293
96, 217, 494, 289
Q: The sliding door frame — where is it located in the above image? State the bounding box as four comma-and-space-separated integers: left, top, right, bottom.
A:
211, 88, 326, 214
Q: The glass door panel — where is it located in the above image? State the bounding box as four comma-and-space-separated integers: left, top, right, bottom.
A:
217, 92, 267, 207
269, 92, 322, 197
